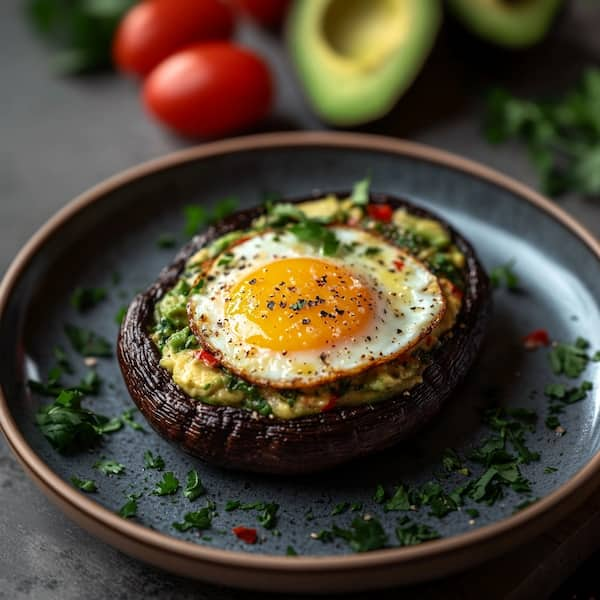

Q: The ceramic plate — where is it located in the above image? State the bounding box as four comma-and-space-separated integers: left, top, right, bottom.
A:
1, 132, 599, 593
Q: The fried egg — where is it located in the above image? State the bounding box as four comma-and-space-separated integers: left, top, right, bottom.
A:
188, 226, 445, 388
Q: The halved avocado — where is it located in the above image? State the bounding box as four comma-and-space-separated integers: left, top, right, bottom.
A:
447, 0, 563, 48
287, 0, 442, 126
118, 194, 491, 475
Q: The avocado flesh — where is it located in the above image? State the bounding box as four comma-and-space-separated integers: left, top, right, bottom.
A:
448, 0, 563, 48
287, 0, 441, 126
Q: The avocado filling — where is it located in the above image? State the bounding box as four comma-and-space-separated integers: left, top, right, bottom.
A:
151, 195, 465, 420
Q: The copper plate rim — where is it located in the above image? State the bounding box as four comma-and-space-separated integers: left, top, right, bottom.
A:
1, 131, 600, 578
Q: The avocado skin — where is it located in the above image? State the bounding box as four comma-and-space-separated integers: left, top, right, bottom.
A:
118, 194, 491, 474
447, 0, 563, 48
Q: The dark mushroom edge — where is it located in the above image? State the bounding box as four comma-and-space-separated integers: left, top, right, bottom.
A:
118, 193, 491, 474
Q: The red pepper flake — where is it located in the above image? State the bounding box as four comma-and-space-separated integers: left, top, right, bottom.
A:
522, 329, 551, 350
321, 395, 337, 412
232, 526, 257, 544
195, 348, 220, 368
393, 259, 404, 271
367, 203, 393, 223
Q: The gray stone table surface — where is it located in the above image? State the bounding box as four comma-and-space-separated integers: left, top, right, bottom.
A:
1, 0, 599, 598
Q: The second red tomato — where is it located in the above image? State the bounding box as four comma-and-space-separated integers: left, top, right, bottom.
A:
143, 43, 273, 137
113, 0, 235, 77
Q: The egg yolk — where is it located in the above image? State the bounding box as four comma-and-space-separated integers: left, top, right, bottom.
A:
225, 257, 375, 352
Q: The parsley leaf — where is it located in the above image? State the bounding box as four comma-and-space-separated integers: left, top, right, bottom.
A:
490, 260, 519, 290
70, 476, 97, 493
484, 69, 600, 197
153, 471, 179, 496
157, 234, 176, 249
395, 519, 440, 546
286, 546, 298, 556
94, 459, 125, 476
548, 339, 590, 378
351, 175, 371, 206
118, 494, 139, 519
332, 517, 387, 553
225, 500, 241, 511
53, 346, 73, 374
115, 306, 127, 325
173, 507, 213, 532
289, 220, 340, 256
183, 469, 205, 501
373, 484, 385, 504
331, 502, 349, 516
65, 324, 112, 357
257, 502, 279, 530
120, 407, 145, 432
36, 390, 105, 453
70, 286, 106, 312
26, 0, 134, 75
384, 485, 411, 512
143, 450, 165, 470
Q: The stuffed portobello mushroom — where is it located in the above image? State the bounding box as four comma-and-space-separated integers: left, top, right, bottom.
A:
118, 192, 491, 474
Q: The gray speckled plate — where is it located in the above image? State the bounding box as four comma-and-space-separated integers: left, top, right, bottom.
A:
1, 132, 600, 593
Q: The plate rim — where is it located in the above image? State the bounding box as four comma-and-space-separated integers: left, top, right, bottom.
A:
2, 131, 600, 587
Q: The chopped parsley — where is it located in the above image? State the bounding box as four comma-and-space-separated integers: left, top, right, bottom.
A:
53, 346, 72, 374
36, 390, 107, 453
115, 306, 127, 325
183, 469, 205, 501
395, 518, 440, 546
70, 476, 97, 493
442, 448, 470, 476
120, 407, 145, 432
225, 500, 241, 511
490, 260, 519, 290
548, 338, 591, 378
65, 324, 112, 357
153, 472, 180, 496
373, 484, 385, 504
143, 450, 165, 470
94, 459, 125, 476
384, 485, 411, 512
118, 494, 140, 519
173, 506, 213, 532
544, 466, 558, 474
70, 287, 106, 312
286, 546, 298, 556
157, 234, 176, 249
350, 175, 371, 206
331, 502, 349, 516
257, 503, 279, 530
289, 219, 340, 256
484, 69, 600, 197
332, 517, 387, 553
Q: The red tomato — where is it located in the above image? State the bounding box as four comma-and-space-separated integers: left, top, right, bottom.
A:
232, 526, 257, 544
522, 329, 551, 350
113, 0, 235, 77
143, 42, 273, 137
195, 349, 220, 368
367, 204, 393, 223
232, 0, 291, 28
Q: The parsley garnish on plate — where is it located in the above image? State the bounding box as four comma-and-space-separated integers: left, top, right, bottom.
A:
65, 324, 112, 357
94, 459, 125, 476
173, 507, 213, 532
289, 219, 340, 256
257, 503, 279, 530
395, 518, 440, 547
490, 260, 519, 290
115, 306, 128, 325
484, 69, 600, 197
350, 175, 371, 206
70, 476, 97, 493
286, 546, 298, 556
373, 484, 386, 504
333, 517, 388, 553
143, 450, 165, 470
70, 286, 107, 312
36, 390, 107, 453
118, 494, 140, 519
153, 472, 179, 496
183, 469, 205, 501
120, 407, 145, 432
548, 338, 591, 378
331, 502, 349, 516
